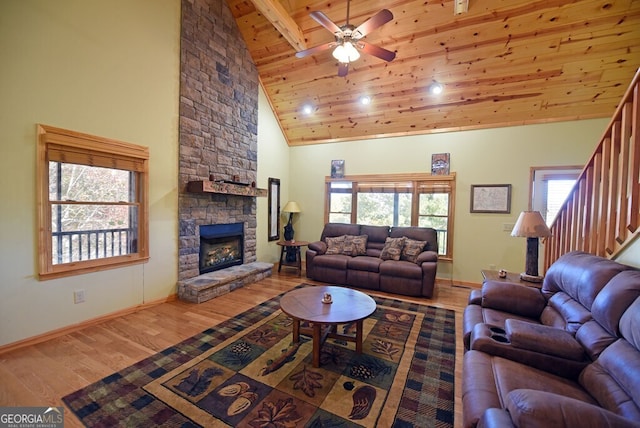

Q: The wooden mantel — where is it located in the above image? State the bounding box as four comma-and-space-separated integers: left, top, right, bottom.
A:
187, 180, 268, 197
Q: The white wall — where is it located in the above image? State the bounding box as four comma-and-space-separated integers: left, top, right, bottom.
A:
0, 0, 181, 346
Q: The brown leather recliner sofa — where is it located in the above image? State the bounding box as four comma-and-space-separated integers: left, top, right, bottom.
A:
462, 251, 640, 427
305, 223, 438, 297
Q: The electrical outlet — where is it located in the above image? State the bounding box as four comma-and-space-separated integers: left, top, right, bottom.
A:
74, 289, 86, 304
503, 223, 515, 232
489, 264, 497, 271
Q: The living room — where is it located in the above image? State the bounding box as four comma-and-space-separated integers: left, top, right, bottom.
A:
2, 0, 639, 426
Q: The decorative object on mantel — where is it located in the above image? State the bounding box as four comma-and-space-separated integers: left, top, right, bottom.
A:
187, 180, 267, 197
511, 210, 552, 283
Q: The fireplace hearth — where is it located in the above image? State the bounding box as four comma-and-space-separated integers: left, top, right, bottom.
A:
199, 223, 244, 275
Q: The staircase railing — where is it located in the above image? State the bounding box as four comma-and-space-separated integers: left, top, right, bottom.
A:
544, 68, 640, 270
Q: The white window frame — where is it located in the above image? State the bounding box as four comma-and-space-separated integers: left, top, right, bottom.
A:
529, 166, 582, 225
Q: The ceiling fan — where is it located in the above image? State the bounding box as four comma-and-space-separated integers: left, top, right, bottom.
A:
295, 0, 396, 77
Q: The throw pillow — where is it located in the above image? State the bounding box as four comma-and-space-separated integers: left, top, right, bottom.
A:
342, 235, 368, 256
380, 237, 405, 261
325, 235, 346, 255
401, 238, 427, 263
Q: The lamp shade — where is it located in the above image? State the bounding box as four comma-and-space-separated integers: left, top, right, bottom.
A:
283, 201, 301, 213
511, 211, 551, 238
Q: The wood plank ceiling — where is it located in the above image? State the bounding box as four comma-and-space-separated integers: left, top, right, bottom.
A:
226, 0, 640, 146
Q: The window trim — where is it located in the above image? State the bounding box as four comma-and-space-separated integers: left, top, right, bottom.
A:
324, 172, 456, 260
37, 124, 150, 280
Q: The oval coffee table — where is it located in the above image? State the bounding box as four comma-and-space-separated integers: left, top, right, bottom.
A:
280, 285, 377, 367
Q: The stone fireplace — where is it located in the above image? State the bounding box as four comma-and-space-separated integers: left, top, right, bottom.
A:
176, 0, 272, 303
199, 223, 244, 274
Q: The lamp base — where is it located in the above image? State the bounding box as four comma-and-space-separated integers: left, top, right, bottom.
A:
520, 272, 543, 283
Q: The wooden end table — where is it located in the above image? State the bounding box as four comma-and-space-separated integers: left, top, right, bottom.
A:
481, 269, 542, 288
277, 240, 308, 275
279, 285, 377, 367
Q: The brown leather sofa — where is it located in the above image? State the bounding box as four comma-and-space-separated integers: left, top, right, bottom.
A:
305, 223, 438, 297
462, 251, 640, 427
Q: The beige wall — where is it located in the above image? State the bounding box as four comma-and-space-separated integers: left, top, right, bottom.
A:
0, 0, 181, 346
286, 119, 610, 284
256, 87, 292, 265
0, 0, 622, 348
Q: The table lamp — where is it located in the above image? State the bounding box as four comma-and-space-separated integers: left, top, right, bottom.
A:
282, 201, 301, 241
511, 211, 552, 282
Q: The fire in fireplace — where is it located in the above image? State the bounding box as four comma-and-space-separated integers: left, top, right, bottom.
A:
199, 223, 244, 274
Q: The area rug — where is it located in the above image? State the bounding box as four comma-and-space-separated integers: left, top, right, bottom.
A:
63, 284, 455, 427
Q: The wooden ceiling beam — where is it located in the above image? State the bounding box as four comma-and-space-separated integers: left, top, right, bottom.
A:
249, 0, 307, 52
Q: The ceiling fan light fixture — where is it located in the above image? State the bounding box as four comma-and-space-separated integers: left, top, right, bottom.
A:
332, 41, 360, 63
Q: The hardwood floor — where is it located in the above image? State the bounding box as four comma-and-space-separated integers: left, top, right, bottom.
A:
0, 270, 473, 428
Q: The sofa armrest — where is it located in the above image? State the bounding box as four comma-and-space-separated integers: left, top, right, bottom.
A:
481, 281, 546, 318
506, 389, 639, 428
308, 240, 327, 254
416, 250, 438, 264
477, 409, 515, 428
470, 323, 587, 379
505, 319, 585, 361
468, 289, 482, 305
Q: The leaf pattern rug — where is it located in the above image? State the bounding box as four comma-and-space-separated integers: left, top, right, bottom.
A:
63, 284, 455, 427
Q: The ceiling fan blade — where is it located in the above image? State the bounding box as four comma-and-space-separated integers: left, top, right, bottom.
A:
310, 11, 342, 35
295, 42, 335, 59
338, 62, 349, 77
359, 41, 396, 62
353, 9, 393, 38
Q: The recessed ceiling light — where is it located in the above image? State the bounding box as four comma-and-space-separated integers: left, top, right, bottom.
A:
429, 82, 444, 95
360, 96, 371, 105
302, 104, 314, 115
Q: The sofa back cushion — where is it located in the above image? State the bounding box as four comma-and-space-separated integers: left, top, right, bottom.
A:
390, 226, 437, 252
540, 292, 594, 333
542, 251, 634, 311
591, 270, 640, 337
579, 297, 640, 422
360, 225, 390, 251
576, 271, 640, 360
321, 223, 361, 241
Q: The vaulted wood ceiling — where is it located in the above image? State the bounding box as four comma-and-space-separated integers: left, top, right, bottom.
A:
226, 0, 640, 146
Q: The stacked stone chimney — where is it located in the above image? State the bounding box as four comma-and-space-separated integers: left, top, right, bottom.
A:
178, 0, 259, 281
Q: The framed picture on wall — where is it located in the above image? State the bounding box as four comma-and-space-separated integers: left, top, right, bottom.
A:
331, 160, 345, 178
470, 184, 512, 213
268, 177, 280, 241
431, 153, 450, 175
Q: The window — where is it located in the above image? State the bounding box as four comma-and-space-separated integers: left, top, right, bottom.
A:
37, 124, 149, 279
530, 166, 581, 226
325, 173, 456, 259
